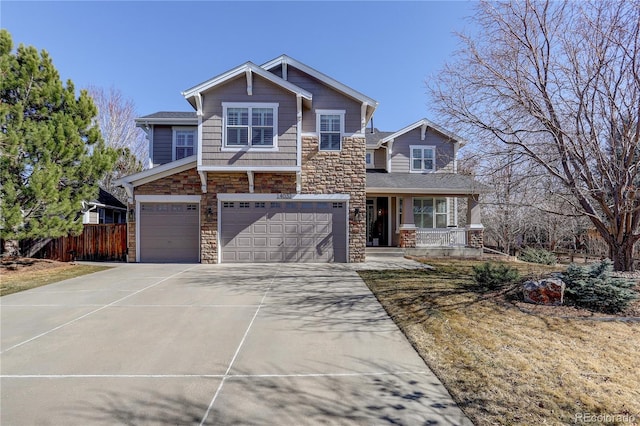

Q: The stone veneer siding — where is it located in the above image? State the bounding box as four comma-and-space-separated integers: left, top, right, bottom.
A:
128, 169, 296, 264
300, 136, 366, 262
399, 228, 417, 248
467, 228, 484, 249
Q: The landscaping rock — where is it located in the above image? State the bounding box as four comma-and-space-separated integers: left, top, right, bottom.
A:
522, 278, 566, 306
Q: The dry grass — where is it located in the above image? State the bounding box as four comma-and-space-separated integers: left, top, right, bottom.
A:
359, 260, 640, 426
1, 258, 111, 296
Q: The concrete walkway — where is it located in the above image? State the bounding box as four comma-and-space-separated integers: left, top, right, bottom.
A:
1, 262, 471, 425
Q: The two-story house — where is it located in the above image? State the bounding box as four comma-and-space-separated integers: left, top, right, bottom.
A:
117, 55, 484, 263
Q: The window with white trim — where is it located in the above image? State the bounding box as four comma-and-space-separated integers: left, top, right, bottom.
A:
413, 197, 448, 228
223, 103, 278, 148
173, 128, 196, 160
410, 146, 436, 172
317, 110, 345, 151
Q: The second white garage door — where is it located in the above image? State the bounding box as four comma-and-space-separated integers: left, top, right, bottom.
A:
220, 200, 347, 263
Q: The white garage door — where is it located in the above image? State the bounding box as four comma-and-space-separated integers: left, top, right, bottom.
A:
139, 203, 199, 262
220, 200, 347, 263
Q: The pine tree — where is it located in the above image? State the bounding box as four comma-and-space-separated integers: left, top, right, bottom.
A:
0, 30, 117, 255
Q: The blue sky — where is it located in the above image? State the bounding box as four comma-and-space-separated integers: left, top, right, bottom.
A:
2, 1, 475, 131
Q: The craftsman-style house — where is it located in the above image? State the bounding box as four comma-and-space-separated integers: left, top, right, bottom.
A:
117, 55, 484, 263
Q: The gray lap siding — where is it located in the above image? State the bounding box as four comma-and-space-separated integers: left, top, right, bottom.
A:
200, 75, 298, 168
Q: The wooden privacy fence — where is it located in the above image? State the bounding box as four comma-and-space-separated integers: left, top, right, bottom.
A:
36, 224, 127, 262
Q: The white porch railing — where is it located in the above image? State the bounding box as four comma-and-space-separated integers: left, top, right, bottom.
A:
416, 228, 467, 247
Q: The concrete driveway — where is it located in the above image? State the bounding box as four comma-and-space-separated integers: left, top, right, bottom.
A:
1, 262, 471, 425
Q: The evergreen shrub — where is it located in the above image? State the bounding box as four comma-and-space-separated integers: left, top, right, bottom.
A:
561, 260, 638, 314
472, 262, 521, 290
518, 247, 557, 265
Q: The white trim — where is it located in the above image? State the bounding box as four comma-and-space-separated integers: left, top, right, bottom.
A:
247, 171, 254, 193
115, 156, 197, 188
182, 62, 312, 102
135, 117, 198, 126
296, 95, 302, 170
172, 127, 197, 162
198, 171, 207, 193
386, 140, 394, 173
367, 187, 480, 195
360, 102, 368, 134
135, 195, 202, 262
222, 102, 279, 150
466, 224, 485, 230
409, 145, 436, 173
387, 195, 392, 247
217, 193, 350, 202
316, 109, 345, 151
345, 198, 350, 263
260, 55, 378, 110
143, 124, 154, 169
379, 118, 467, 147
245, 69, 253, 96
136, 195, 202, 203
197, 165, 300, 172
216, 198, 221, 264
365, 150, 374, 169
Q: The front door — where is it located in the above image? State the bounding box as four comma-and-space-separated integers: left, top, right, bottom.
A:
366, 197, 389, 246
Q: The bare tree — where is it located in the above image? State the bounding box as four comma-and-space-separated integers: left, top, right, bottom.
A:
428, 0, 640, 271
87, 86, 146, 201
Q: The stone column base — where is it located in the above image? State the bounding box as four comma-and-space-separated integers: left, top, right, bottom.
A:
466, 227, 484, 249
399, 227, 417, 248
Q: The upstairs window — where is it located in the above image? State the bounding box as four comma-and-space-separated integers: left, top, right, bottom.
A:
173, 128, 196, 160
317, 110, 345, 151
410, 146, 435, 173
223, 103, 278, 148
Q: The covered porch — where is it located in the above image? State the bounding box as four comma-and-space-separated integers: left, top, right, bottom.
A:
365, 172, 486, 256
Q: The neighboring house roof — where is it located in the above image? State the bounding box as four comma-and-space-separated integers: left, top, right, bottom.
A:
366, 171, 488, 195
135, 111, 198, 126
372, 118, 468, 148
261, 54, 379, 123
88, 188, 127, 210
181, 61, 313, 110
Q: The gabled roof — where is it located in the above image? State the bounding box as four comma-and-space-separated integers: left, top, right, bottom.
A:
181, 61, 312, 110
115, 155, 197, 188
376, 118, 468, 148
365, 128, 395, 148
261, 54, 378, 122
135, 111, 198, 127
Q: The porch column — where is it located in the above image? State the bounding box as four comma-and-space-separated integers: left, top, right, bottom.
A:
399, 196, 416, 248
466, 195, 484, 249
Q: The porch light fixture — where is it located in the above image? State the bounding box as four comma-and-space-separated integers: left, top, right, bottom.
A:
353, 208, 361, 221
